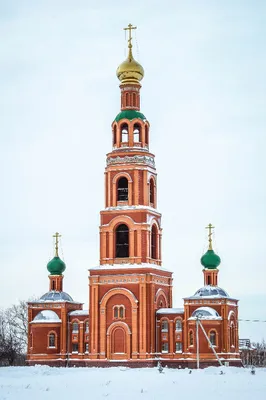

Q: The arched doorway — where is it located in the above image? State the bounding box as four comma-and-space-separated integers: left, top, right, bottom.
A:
107, 322, 131, 360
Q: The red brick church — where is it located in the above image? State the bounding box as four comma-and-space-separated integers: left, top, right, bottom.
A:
27, 25, 241, 368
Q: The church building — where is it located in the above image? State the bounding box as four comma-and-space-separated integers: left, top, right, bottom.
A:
27, 25, 241, 368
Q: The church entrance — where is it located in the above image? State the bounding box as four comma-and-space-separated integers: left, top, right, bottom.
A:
107, 322, 131, 360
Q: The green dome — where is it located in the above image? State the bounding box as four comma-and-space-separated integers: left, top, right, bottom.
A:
114, 110, 146, 122
47, 256, 66, 275
200, 249, 221, 270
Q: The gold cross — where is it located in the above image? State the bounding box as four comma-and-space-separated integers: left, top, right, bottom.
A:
53, 232, 61, 257
124, 23, 137, 48
205, 223, 215, 250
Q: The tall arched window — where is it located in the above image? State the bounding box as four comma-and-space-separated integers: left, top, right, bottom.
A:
48, 333, 55, 347
72, 322, 79, 333
132, 92, 136, 107
150, 179, 155, 205
210, 330, 216, 346
133, 123, 141, 143
175, 320, 182, 331
52, 280, 55, 290
113, 126, 117, 146
189, 330, 194, 346
230, 323, 235, 347
161, 320, 168, 332
121, 123, 128, 143
125, 92, 129, 106
117, 177, 128, 201
151, 225, 157, 259
115, 224, 129, 258
85, 321, 89, 333
145, 126, 149, 145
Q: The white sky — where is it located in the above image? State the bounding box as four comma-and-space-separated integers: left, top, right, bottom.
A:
0, 0, 265, 342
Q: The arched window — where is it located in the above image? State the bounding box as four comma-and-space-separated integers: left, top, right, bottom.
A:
189, 330, 194, 346
132, 92, 136, 107
115, 224, 129, 258
150, 179, 155, 205
230, 323, 235, 347
125, 92, 129, 106
151, 225, 157, 259
133, 123, 141, 143
113, 126, 117, 146
48, 333, 55, 347
114, 306, 118, 318
210, 331, 216, 346
175, 320, 182, 331
161, 320, 168, 332
119, 306, 124, 318
30, 333, 33, 348
85, 321, 89, 333
117, 177, 128, 201
52, 280, 55, 290
72, 322, 79, 333
207, 275, 211, 285
145, 125, 149, 145
121, 123, 128, 143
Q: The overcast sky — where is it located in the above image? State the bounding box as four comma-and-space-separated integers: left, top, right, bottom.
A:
0, 0, 265, 341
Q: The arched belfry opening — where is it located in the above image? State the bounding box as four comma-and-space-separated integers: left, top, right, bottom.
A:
117, 177, 128, 201
113, 125, 117, 146
150, 178, 155, 206
145, 125, 149, 146
133, 123, 141, 144
121, 123, 129, 143
151, 224, 157, 259
115, 224, 129, 258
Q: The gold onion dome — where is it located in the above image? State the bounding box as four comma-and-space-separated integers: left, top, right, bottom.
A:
116, 24, 144, 84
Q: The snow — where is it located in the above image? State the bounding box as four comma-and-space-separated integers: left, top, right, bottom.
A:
69, 310, 89, 316
189, 306, 222, 320
31, 310, 61, 323
90, 263, 172, 273
157, 308, 184, 314
0, 366, 266, 400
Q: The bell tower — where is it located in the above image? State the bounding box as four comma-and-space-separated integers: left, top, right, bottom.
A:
89, 24, 173, 362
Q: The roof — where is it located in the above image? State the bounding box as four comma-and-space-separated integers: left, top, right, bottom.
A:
156, 308, 184, 315
185, 285, 229, 299
189, 306, 222, 320
37, 291, 74, 302
114, 110, 146, 122
69, 310, 89, 316
32, 310, 61, 323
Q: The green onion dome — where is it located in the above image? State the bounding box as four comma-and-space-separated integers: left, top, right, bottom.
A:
47, 256, 66, 275
200, 249, 221, 270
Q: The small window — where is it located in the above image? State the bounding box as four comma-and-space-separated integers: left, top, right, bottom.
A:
119, 307, 124, 318
85, 321, 89, 333
48, 333, 55, 348
207, 275, 211, 285
114, 307, 118, 318
210, 331, 216, 346
85, 343, 89, 353
161, 342, 169, 353
72, 343, 78, 353
132, 92, 136, 107
52, 280, 55, 290
72, 322, 79, 333
189, 331, 194, 346
161, 320, 168, 332
175, 342, 182, 352
113, 126, 117, 146
175, 320, 182, 331
145, 126, 149, 145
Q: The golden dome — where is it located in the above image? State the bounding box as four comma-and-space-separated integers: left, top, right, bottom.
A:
116, 44, 144, 85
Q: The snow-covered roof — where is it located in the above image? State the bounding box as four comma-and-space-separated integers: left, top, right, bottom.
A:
69, 310, 89, 316
36, 291, 74, 303
90, 263, 172, 273
185, 285, 229, 299
32, 310, 61, 323
156, 308, 184, 315
189, 306, 221, 320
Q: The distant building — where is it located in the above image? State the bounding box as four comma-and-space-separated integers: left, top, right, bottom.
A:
27, 25, 241, 368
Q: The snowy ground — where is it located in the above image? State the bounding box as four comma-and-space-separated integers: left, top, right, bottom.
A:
0, 366, 265, 400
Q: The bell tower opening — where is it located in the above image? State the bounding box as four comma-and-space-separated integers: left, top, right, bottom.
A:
117, 177, 128, 201
115, 224, 129, 258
